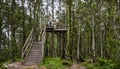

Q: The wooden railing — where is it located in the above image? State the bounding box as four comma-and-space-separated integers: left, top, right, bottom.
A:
42, 25, 46, 44
21, 21, 46, 62
21, 29, 34, 60
38, 23, 46, 43
49, 23, 67, 29
41, 25, 46, 62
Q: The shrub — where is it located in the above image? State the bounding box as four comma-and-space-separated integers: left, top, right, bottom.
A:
62, 60, 72, 66
84, 58, 119, 69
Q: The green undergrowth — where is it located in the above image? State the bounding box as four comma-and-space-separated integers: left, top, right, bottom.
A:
38, 58, 72, 69
83, 58, 120, 69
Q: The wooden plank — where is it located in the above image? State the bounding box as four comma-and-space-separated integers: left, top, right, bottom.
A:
54, 29, 68, 31
22, 29, 33, 51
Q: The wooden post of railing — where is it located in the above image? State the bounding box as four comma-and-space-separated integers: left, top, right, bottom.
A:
41, 25, 46, 62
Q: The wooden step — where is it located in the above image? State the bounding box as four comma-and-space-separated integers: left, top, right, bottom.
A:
23, 42, 43, 66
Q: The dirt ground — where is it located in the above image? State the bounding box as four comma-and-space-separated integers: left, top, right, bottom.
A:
70, 63, 86, 69
6, 62, 86, 69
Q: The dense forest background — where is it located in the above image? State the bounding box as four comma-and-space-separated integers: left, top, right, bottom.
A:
0, 0, 120, 68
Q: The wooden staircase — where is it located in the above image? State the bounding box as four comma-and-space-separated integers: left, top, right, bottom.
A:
23, 42, 43, 65
21, 25, 46, 66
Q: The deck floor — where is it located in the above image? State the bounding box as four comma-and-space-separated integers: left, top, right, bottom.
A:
46, 26, 68, 32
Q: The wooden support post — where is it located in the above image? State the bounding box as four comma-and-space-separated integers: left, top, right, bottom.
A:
61, 32, 63, 59
52, 29, 54, 57
61, 32, 65, 59
62, 31, 67, 59
59, 33, 62, 57
56, 32, 60, 57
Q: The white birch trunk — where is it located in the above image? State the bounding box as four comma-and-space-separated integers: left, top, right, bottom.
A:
92, 15, 95, 62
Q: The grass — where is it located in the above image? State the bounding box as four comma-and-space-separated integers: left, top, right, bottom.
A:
83, 58, 120, 69
38, 58, 72, 69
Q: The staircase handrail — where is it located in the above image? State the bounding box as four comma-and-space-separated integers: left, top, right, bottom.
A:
21, 29, 34, 60
38, 22, 46, 42
42, 25, 46, 44
40, 23, 46, 62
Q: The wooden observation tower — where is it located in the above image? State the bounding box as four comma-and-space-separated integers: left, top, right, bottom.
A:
21, 21, 68, 65
46, 24, 68, 59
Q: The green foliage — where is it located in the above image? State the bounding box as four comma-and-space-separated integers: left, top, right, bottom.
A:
26, 68, 33, 69
0, 63, 7, 69
84, 58, 120, 69
16, 58, 22, 62
0, 63, 3, 67
0, 67, 7, 69
38, 58, 72, 69
0, 49, 10, 63
62, 60, 72, 67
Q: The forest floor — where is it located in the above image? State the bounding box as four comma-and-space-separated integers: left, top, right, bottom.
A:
5, 62, 86, 69
70, 63, 86, 69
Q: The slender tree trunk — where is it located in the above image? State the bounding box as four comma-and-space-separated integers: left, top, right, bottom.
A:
91, 15, 96, 62
100, 30, 103, 57
0, 0, 2, 51
69, 2, 72, 60
77, 32, 80, 59
21, 0, 26, 45
7, 1, 10, 57
11, 0, 16, 61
